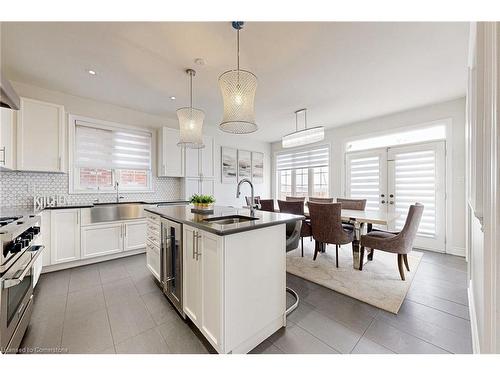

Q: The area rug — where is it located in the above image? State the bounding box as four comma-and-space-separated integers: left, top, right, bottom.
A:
286, 242, 423, 314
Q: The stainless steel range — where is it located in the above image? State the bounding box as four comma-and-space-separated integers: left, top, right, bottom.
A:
0, 214, 44, 354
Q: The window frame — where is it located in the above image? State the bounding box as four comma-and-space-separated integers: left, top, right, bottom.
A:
275, 143, 331, 200
69, 115, 154, 194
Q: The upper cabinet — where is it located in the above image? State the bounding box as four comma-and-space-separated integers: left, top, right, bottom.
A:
185, 135, 214, 178
0, 107, 16, 170
17, 97, 65, 173
158, 126, 184, 177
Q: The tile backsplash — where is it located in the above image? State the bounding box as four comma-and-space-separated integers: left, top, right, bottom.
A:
0, 171, 182, 207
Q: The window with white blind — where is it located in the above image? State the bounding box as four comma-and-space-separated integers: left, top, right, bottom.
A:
71, 118, 153, 193
275, 146, 329, 200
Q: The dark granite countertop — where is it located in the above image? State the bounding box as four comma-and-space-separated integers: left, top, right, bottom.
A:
0, 200, 189, 217
144, 205, 304, 236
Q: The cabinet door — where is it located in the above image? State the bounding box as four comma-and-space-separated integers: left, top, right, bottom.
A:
81, 222, 123, 259
199, 231, 222, 349
200, 136, 214, 178
158, 127, 184, 177
185, 148, 200, 177
51, 209, 80, 264
184, 178, 200, 200
124, 220, 147, 251
200, 179, 214, 196
17, 97, 64, 172
0, 107, 15, 169
146, 241, 161, 281
183, 225, 201, 324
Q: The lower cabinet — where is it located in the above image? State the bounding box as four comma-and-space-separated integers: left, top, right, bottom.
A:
183, 225, 222, 351
81, 222, 123, 259
146, 241, 161, 281
50, 209, 81, 264
124, 220, 147, 251
81, 219, 147, 260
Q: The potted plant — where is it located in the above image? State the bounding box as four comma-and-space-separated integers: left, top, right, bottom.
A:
190, 194, 216, 211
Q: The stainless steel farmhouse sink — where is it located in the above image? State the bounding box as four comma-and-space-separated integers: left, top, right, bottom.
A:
80, 203, 145, 224
203, 215, 259, 225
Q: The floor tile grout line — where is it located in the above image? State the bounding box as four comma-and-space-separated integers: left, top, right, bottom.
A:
405, 297, 471, 322
372, 314, 455, 354
356, 319, 395, 354
292, 318, 353, 354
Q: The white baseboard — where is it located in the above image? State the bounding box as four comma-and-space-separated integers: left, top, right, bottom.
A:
447, 247, 466, 257
468, 280, 480, 353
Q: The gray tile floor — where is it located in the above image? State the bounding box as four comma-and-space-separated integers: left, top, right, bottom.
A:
20, 245, 472, 354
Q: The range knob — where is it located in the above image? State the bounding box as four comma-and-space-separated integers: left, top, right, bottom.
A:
32, 226, 40, 235
23, 232, 33, 241
21, 238, 30, 248
8, 242, 23, 254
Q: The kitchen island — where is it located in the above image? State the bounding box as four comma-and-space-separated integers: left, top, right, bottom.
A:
144, 205, 303, 354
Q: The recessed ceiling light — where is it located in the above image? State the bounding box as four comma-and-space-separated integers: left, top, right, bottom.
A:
194, 58, 206, 66
88, 70, 96, 76
170, 96, 176, 100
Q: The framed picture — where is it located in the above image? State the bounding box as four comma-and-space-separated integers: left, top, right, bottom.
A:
251, 152, 264, 184
221, 147, 238, 184
237, 150, 252, 180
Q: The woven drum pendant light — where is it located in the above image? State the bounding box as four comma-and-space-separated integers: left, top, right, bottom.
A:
177, 69, 205, 149
218, 21, 258, 134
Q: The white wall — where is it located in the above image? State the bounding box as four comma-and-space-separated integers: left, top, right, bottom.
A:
11, 81, 272, 207
203, 126, 272, 207
271, 97, 466, 255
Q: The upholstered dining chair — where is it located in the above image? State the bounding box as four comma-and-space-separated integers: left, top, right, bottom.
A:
359, 203, 424, 280
336, 198, 367, 210
245, 196, 261, 206
308, 197, 334, 203
277, 200, 311, 257
258, 199, 275, 212
308, 202, 354, 267
285, 196, 306, 202
336, 198, 368, 231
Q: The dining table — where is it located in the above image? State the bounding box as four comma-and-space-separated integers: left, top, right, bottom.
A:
281, 206, 400, 270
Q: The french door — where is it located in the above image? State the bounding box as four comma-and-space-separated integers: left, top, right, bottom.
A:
345, 141, 446, 252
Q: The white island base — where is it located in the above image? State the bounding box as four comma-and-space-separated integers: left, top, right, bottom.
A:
183, 223, 287, 354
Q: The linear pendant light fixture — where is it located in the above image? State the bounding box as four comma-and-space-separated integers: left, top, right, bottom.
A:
282, 108, 325, 148
177, 69, 205, 149
218, 21, 258, 134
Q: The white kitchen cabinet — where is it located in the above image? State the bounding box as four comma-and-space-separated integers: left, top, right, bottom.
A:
0, 107, 16, 170
146, 241, 161, 281
184, 177, 214, 200
183, 223, 286, 354
183, 225, 202, 324
17, 97, 65, 172
124, 219, 147, 251
201, 179, 214, 196
157, 126, 184, 177
184, 135, 214, 178
50, 209, 81, 264
81, 222, 123, 259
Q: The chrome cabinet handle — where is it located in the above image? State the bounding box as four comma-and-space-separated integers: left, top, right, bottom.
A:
192, 231, 196, 259
195, 233, 201, 261
0, 146, 5, 165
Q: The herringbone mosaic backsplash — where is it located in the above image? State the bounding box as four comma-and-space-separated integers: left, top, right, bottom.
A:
0, 171, 181, 207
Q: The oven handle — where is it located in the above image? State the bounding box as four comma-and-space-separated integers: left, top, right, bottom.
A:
1, 245, 45, 289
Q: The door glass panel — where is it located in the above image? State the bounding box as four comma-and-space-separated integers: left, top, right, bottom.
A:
346, 152, 384, 211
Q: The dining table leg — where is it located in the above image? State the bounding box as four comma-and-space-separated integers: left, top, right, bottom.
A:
351, 221, 367, 270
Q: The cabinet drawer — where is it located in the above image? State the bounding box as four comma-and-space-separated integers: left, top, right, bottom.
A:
146, 242, 161, 281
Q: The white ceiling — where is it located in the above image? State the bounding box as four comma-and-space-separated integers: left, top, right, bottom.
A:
1, 22, 469, 142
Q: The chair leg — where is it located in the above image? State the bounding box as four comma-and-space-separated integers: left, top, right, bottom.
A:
403, 254, 410, 272
301, 237, 304, 257
397, 254, 405, 281
335, 244, 339, 268
313, 241, 319, 261
359, 246, 365, 271
367, 248, 374, 261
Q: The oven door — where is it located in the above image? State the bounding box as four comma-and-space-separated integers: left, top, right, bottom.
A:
1, 245, 44, 353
